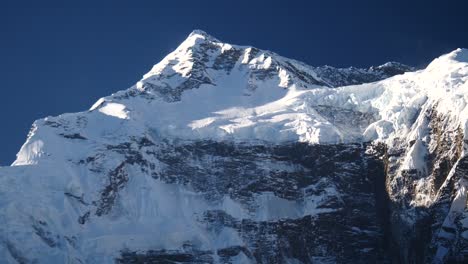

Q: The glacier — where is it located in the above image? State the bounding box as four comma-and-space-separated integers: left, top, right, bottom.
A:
0, 30, 467, 263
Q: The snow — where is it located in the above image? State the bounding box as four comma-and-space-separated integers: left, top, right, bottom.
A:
0, 29, 467, 263
98, 102, 128, 119
400, 139, 428, 173
90, 97, 106, 111
94, 31, 465, 146
36, 44, 468, 134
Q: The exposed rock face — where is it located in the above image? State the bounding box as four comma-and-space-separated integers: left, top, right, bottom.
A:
0, 31, 466, 264
152, 142, 388, 263
93, 141, 390, 263
384, 105, 468, 263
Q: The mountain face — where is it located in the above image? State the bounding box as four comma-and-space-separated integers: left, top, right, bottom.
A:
0, 30, 467, 264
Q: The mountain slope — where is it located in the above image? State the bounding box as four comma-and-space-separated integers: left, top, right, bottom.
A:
0, 30, 466, 263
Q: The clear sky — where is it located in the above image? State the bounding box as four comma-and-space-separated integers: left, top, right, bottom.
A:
1, 0, 467, 165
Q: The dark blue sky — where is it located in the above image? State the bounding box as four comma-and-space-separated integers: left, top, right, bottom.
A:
1, 0, 467, 165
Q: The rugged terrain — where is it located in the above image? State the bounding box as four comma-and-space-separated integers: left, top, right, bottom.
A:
0, 30, 466, 263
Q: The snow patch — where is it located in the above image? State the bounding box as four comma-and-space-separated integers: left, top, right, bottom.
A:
98, 103, 128, 119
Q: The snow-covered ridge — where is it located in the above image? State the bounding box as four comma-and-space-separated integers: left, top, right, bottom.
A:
140, 29, 414, 91
13, 32, 468, 166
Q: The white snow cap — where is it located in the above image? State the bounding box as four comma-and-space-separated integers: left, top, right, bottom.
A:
188, 29, 219, 40
14, 30, 468, 161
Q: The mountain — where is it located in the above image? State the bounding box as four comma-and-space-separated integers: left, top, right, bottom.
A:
0, 30, 466, 263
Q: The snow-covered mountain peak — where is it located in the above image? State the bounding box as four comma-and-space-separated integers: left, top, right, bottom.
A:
1, 31, 467, 263
137, 30, 416, 105
187, 29, 221, 42
176, 29, 225, 54
19, 31, 433, 158
369, 61, 415, 76
416, 48, 468, 98
445, 47, 468, 63
426, 48, 468, 69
